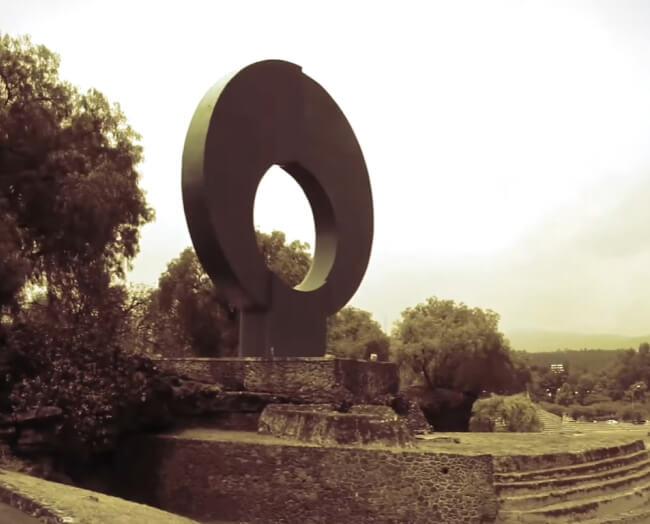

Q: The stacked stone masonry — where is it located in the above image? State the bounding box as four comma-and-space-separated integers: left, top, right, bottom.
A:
114, 432, 498, 524
152, 357, 399, 404
258, 404, 413, 446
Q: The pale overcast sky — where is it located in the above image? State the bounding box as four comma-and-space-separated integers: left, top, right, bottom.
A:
4, 1, 650, 335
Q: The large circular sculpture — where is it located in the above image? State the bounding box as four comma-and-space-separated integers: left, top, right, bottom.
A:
182, 60, 373, 357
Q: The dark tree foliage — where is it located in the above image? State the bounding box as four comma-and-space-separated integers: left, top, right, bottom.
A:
391, 297, 528, 431
146, 231, 312, 357
0, 34, 153, 311
0, 34, 154, 458
391, 297, 526, 394
327, 306, 389, 360
256, 230, 311, 288
8, 285, 163, 455
525, 349, 626, 376
527, 341, 650, 410
145, 234, 386, 360
149, 247, 239, 357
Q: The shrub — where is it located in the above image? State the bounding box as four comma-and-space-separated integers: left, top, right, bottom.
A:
582, 392, 612, 406
7, 313, 170, 460
468, 396, 501, 432
617, 404, 647, 423
566, 401, 647, 422
470, 394, 542, 432
568, 404, 596, 421
502, 395, 543, 432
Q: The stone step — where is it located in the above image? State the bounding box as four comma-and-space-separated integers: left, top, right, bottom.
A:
495, 448, 649, 482
499, 464, 650, 511
496, 455, 650, 496
497, 479, 650, 523
494, 440, 645, 474
581, 504, 650, 523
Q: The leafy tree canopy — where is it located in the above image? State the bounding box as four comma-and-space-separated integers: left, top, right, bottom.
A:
391, 297, 526, 395
256, 230, 311, 288
327, 306, 389, 360
146, 234, 386, 359
469, 394, 542, 433
0, 33, 153, 311
0, 34, 154, 457
146, 231, 312, 357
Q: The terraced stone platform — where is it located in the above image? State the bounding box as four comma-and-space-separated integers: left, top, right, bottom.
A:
496, 440, 650, 523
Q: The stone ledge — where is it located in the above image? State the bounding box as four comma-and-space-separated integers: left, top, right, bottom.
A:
258, 404, 413, 446
153, 357, 399, 403
493, 440, 646, 473
0, 468, 199, 523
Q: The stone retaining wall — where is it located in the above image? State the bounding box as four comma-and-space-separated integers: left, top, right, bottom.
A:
493, 439, 645, 473
152, 357, 399, 403
113, 431, 498, 524
258, 404, 413, 446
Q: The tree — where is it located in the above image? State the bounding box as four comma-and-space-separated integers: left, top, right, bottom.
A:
144, 230, 312, 357
326, 307, 389, 360
0, 34, 154, 460
555, 383, 574, 406
391, 297, 523, 394
255, 230, 311, 288
0, 33, 153, 313
623, 381, 647, 403
575, 373, 596, 405
612, 345, 650, 395
392, 297, 525, 431
529, 365, 566, 402
148, 247, 238, 357
469, 394, 542, 432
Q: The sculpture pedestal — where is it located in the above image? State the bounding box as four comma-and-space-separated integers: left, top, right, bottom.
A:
152, 356, 399, 404
150, 356, 427, 440
111, 357, 490, 524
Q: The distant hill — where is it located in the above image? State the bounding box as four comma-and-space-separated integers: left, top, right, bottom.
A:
505, 329, 650, 353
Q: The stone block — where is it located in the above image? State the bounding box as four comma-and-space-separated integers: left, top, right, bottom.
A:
258, 404, 413, 446
152, 357, 399, 404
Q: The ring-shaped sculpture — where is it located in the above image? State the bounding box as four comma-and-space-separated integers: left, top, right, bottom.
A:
182, 60, 373, 357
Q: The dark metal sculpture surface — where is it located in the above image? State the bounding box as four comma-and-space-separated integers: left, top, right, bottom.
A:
182, 60, 373, 357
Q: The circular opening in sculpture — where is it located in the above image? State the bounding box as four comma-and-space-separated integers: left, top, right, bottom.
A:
253, 163, 337, 292
254, 165, 315, 287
